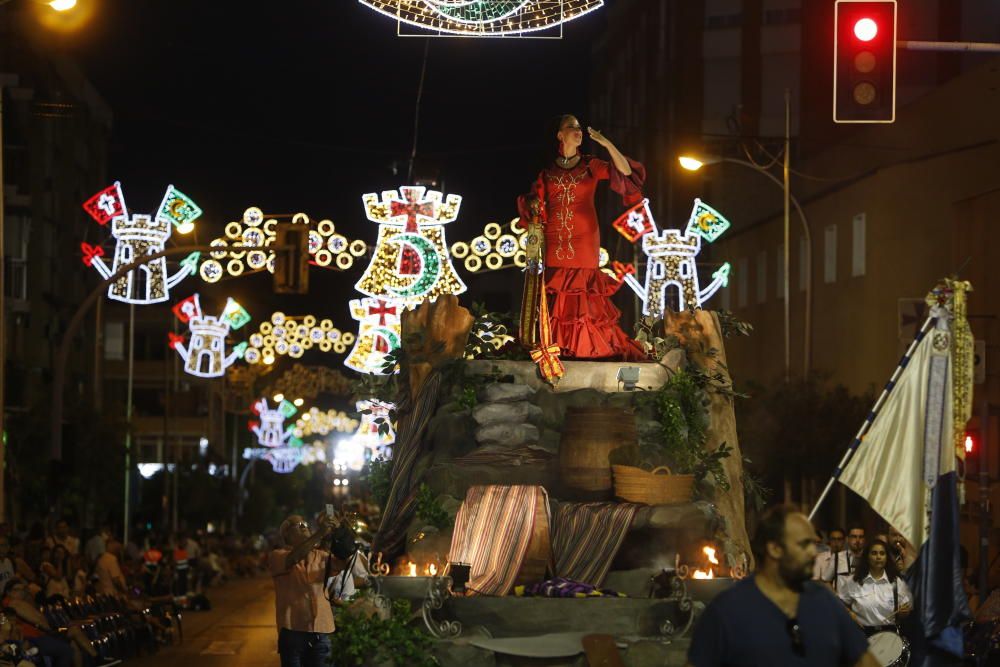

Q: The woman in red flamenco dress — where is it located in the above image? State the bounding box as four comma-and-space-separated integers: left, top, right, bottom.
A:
517, 114, 645, 360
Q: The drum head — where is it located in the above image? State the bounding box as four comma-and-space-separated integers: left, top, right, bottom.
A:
867, 631, 904, 666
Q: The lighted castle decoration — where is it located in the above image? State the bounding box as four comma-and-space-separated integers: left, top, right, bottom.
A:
250, 397, 298, 448
618, 198, 732, 317
168, 294, 250, 378
357, 0, 605, 37
356, 186, 466, 305
81, 182, 202, 304
344, 298, 402, 375
243, 397, 314, 474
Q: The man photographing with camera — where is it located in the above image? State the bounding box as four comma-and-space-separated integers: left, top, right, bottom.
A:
270, 512, 342, 667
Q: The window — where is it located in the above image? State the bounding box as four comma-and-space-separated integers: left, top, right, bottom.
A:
719, 283, 732, 310
852, 213, 866, 277
737, 257, 748, 308
776, 244, 785, 299
105, 322, 124, 360
756, 250, 768, 304
824, 224, 838, 284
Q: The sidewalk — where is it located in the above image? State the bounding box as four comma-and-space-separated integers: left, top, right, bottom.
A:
132, 576, 279, 667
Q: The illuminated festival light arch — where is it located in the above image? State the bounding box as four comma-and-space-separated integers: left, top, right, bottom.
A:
243, 311, 357, 366
198, 207, 367, 283
357, 0, 604, 37
615, 198, 732, 317
294, 408, 359, 439
343, 298, 402, 375
451, 218, 612, 275
81, 182, 202, 304
355, 186, 466, 305
169, 294, 251, 378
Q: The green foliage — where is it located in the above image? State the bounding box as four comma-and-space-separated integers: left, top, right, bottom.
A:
366, 457, 394, 510
633, 315, 680, 362
415, 483, 451, 530
627, 368, 732, 494
465, 303, 527, 361
741, 458, 773, 513
328, 598, 437, 667
716, 310, 755, 338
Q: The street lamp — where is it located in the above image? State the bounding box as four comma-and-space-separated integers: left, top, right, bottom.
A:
677, 149, 813, 379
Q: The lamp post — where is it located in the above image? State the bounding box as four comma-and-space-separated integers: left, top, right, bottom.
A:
678, 146, 813, 379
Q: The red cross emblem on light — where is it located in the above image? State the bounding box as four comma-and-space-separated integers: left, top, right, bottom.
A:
368, 299, 397, 326
390, 188, 437, 233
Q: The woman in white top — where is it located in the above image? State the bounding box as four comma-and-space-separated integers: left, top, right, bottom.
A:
838, 539, 913, 636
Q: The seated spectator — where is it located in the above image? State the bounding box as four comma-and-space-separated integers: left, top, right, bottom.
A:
45, 521, 80, 557
3, 579, 99, 667
41, 545, 71, 600
94, 541, 127, 597
9, 541, 37, 586
83, 526, 110, 568
0, 536, 15, 588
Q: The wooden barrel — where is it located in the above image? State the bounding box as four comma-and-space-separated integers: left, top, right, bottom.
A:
558, 407, 637, 500
514, 487, 552, 586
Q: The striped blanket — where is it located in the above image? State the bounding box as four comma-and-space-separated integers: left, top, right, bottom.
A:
551, 501, 638, 586
448, 485, 547, 596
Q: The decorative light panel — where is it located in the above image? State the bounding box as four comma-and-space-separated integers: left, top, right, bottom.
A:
355, 186, 466, 305
198, 207, 367, 283
357, 0, 605, 37
169, 294, 250, 378
343, 297, 404, 375
81, 182, 202, 305
294, 408, 359, 439
619, 198, 732, 317
243, 311, 356, 366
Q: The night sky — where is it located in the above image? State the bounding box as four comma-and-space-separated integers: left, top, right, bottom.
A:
49, 0, 610, 317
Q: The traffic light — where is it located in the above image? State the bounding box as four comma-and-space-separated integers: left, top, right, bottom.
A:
833, 0, 897, 123
273, 223, 310, 294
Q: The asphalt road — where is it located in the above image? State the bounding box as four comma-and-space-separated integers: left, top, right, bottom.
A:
133, 576, 280, 667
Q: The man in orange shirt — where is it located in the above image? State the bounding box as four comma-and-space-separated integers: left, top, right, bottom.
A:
270, 513, 341, 667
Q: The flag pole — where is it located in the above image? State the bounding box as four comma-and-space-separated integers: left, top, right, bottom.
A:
808, 315, 936, 521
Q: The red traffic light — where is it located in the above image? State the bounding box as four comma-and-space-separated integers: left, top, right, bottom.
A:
853, 17, 878, 41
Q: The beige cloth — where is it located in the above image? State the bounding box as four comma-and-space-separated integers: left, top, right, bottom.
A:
93, 552, 125, 595
268, 548, 335, 633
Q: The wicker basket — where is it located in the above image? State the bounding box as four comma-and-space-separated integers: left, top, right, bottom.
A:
612, 465, 695, 505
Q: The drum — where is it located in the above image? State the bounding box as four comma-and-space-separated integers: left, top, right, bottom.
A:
867, 631, 910, 667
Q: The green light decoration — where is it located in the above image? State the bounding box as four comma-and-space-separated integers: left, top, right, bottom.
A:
684, 198, 731, 242
157, 185, 203, 229
387, 233, 441, 299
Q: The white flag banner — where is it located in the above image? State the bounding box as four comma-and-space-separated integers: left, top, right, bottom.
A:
839, 322, 955, 549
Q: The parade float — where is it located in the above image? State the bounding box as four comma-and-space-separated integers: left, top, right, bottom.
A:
78, 170, 754, 666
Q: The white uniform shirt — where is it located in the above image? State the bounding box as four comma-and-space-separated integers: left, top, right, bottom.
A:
817, 550, 858, 588
838, 572, 912, 627
329, 552, 370, 601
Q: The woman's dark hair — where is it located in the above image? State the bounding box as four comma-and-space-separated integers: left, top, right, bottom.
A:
751, 504, 799, 563
534, 114, 580, 167
853, 539, 899, 583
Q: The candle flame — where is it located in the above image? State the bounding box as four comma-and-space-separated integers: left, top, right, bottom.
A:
407, 562, 417, 577
703, 546, 719, 565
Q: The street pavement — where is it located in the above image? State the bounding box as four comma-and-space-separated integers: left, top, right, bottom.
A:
133, 576, 280, 667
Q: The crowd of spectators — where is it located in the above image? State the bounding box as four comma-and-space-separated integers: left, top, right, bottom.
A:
0, 518, 268, 667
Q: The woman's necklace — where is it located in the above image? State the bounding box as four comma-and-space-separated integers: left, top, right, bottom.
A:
557, 153, 580, 167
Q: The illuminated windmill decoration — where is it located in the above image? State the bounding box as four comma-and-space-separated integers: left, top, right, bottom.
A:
80, 182, 202, 304
344, 298, 402, 375
617, 198, 732, 318
355, 186, 466, 305
243, 312, 356, 366
358, 0, 605, 37
198, 207, 368, 283
169, 294, 251, 378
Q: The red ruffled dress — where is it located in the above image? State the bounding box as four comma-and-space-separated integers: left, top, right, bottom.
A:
517, 155, 646, 360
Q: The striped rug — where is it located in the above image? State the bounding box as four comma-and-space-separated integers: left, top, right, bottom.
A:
449, 485, 546, 596
551, 502, 638, 586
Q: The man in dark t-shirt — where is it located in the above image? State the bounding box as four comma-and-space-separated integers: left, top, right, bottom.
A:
687, 506, 878, 667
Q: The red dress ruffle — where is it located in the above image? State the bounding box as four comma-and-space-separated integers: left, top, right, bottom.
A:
545, 268, 646, 360
517, 154, 647, 361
